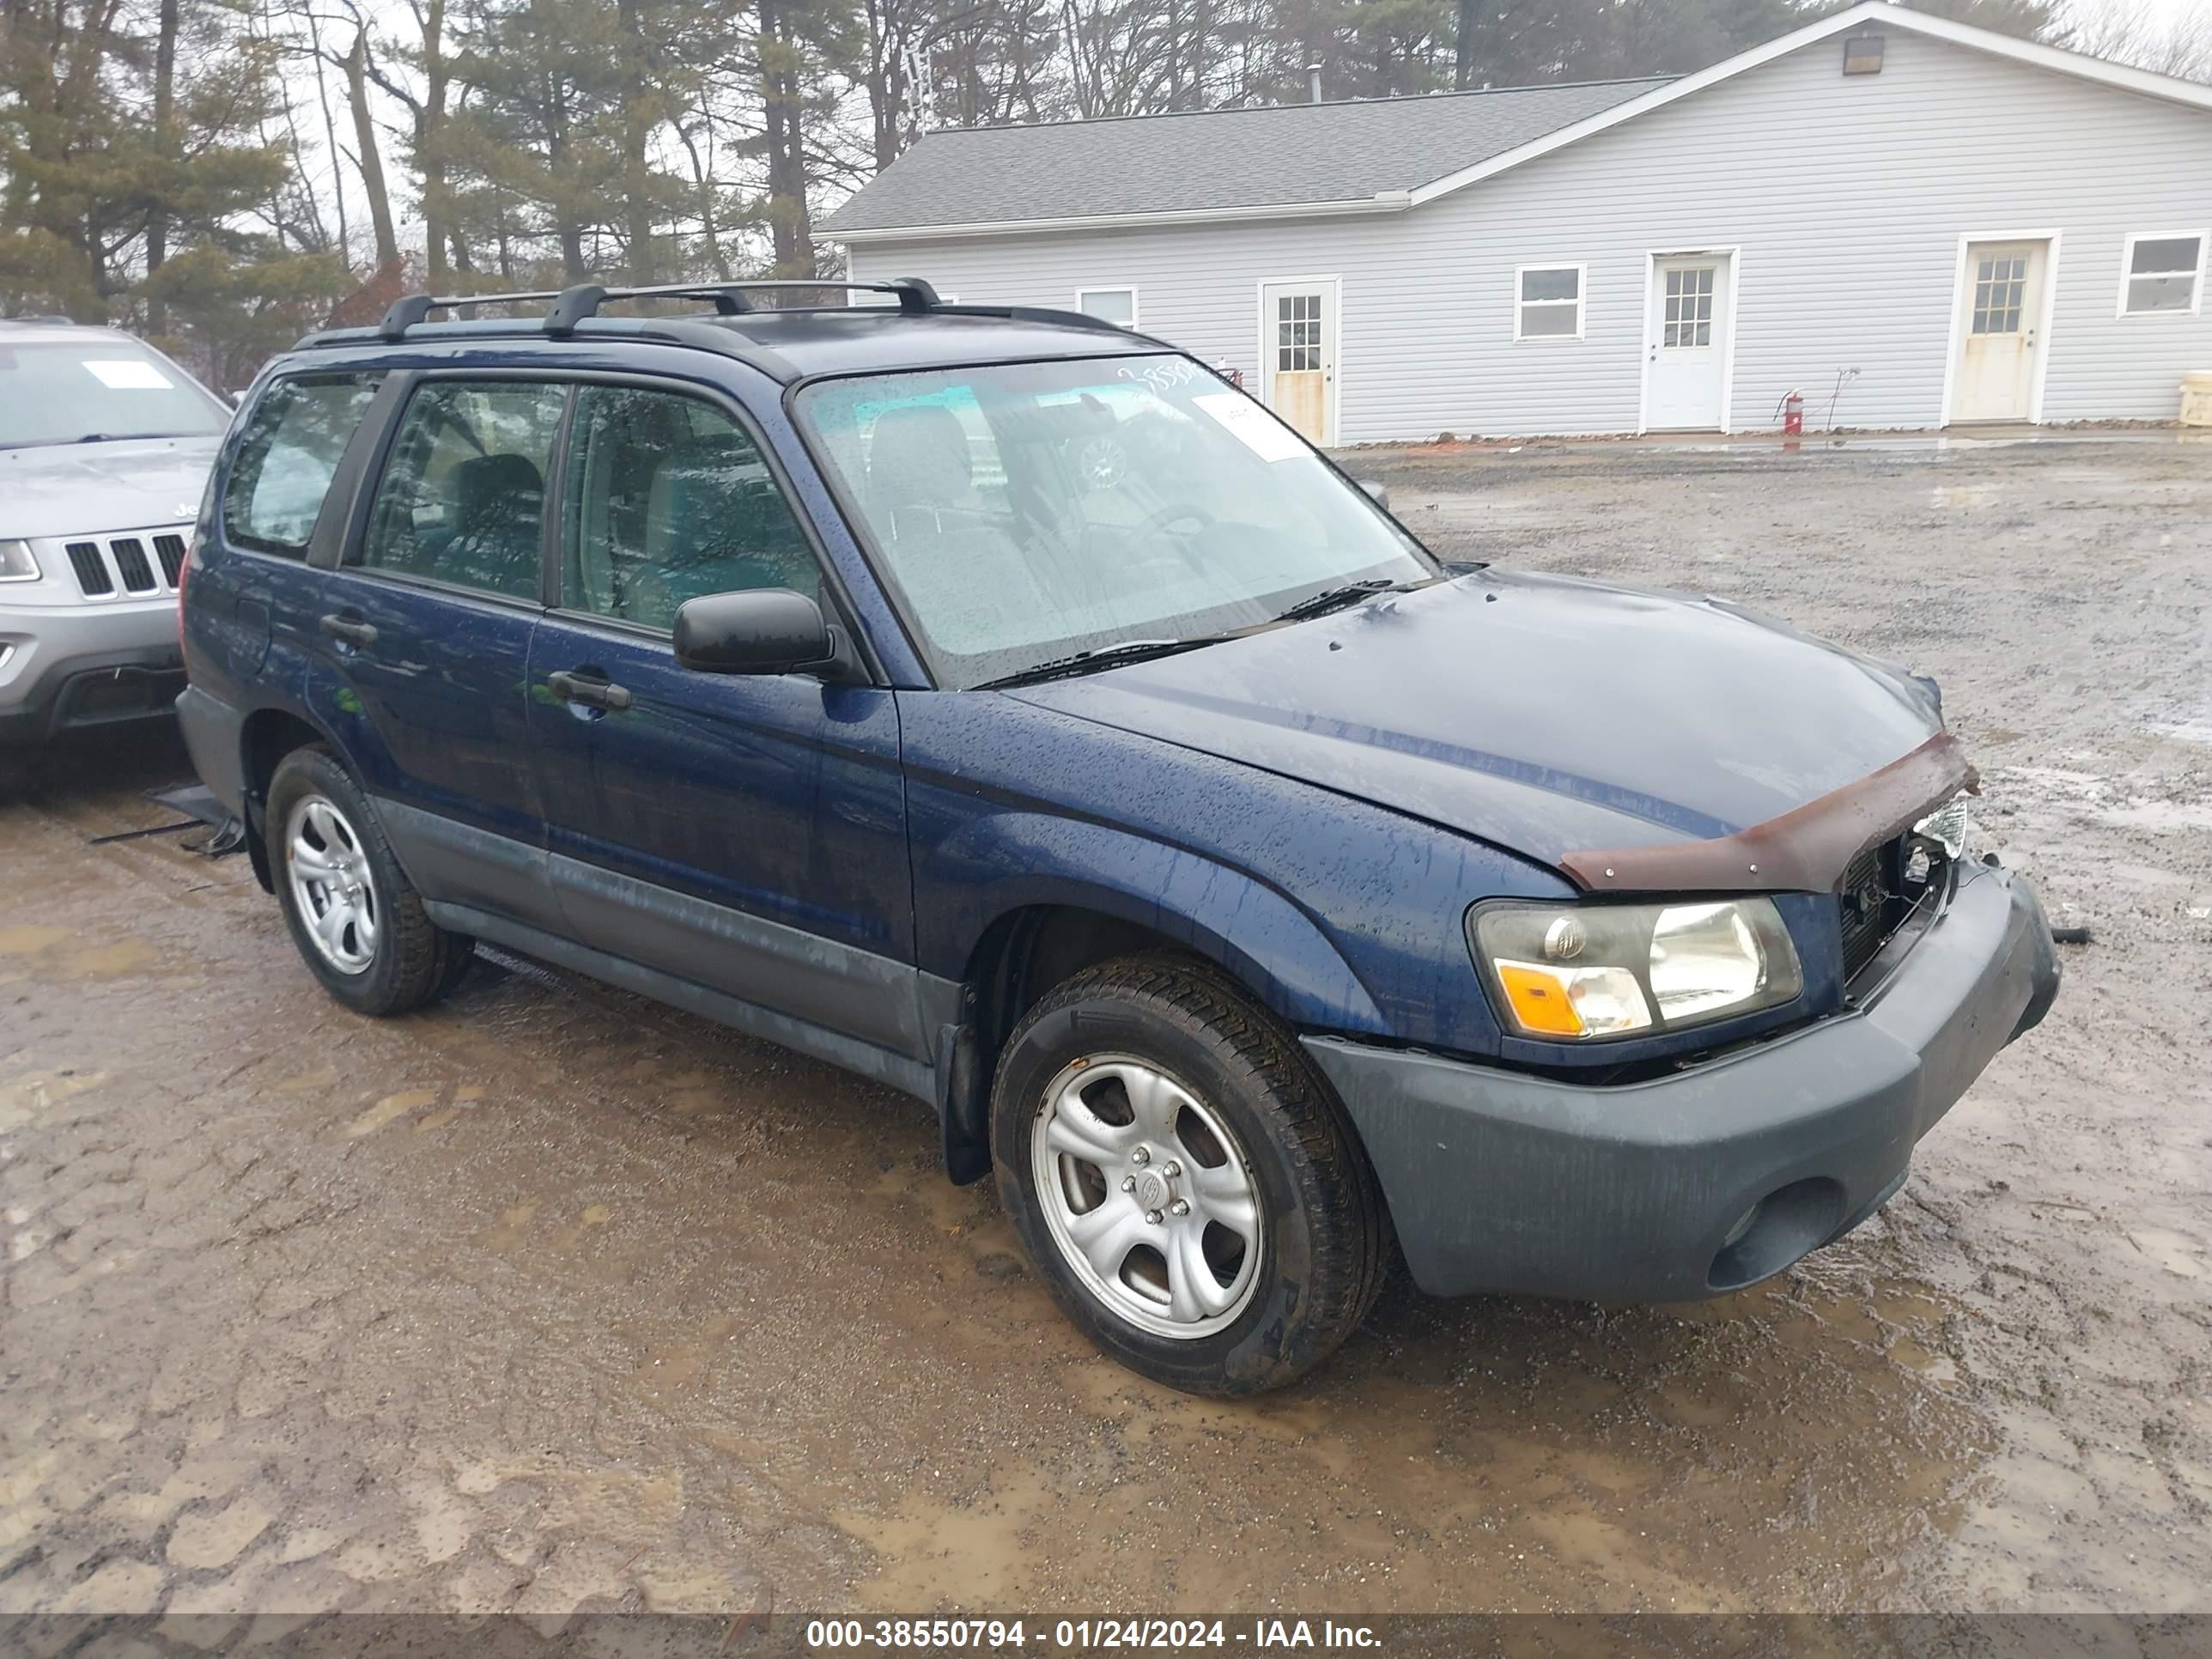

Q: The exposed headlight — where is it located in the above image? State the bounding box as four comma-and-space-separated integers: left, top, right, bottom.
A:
0, 540, 39, 582
1913, 794, 1972, 860
1469, 897, 1803, 1042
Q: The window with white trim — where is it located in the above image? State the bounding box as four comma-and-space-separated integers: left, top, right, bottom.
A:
1515, 264, 1583, 339
2120, 232, 2205, 316
1076, 287, 1138, 328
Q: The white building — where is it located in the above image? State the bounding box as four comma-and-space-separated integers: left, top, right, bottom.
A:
822, 2, 2212, 444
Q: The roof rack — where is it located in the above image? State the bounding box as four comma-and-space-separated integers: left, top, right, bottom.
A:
375, 276, 944, 342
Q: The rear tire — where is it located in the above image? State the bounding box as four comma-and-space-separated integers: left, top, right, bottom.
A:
266, 744, 469, 1017
991, 954, 1386, 1395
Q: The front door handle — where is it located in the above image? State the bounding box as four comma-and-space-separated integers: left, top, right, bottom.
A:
546, 669, 633, 712
319, 612, 379, 647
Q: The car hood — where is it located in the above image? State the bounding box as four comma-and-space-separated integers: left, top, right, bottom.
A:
0, 435, 222, 540
1006, 568, 1948, 872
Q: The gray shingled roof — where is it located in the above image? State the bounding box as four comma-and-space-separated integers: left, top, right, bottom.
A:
822, 77, 1672, 234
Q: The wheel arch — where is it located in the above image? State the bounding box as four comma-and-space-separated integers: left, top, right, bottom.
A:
237, 706, 340, 891
927, 823, 1389, 1186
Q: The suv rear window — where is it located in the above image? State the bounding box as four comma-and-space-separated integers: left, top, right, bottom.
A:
223, 374, 382, 556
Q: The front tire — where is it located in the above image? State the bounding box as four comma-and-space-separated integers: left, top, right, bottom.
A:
991, 956, 1386, 1395
267, 745, 468, 1017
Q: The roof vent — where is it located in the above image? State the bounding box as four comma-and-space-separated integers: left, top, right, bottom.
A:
1306, 62, 1323, 103
1842, 32, 1884, 74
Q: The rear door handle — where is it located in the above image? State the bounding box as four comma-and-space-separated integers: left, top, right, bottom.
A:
546, 669, 632, 712
319, 612, 378, 647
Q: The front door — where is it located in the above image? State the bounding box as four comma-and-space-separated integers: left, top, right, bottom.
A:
1644, 254, 1731, 430
1952, 240, 2048, 423
1260, 280, 1335, 445
526, 380, 921, 1060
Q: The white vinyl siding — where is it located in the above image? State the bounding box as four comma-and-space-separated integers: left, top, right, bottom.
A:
852, 29, 2212, 439
1514, 264, 1584, 339
2118, 232, 2205, 317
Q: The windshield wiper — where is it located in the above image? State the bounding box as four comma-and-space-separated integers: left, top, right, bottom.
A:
74, 431, 191, 444
977, 635, 1230, 690
1272, 578, 1413, 623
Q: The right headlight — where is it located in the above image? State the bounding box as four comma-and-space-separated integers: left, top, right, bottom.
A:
0, 539, 40, 582
1468, 896, 1804, 1042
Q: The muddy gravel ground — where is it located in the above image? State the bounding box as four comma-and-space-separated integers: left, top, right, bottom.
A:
1, 436, 2208, 1635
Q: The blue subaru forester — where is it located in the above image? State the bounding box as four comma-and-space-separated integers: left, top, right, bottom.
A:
178, 279, 2060, 1395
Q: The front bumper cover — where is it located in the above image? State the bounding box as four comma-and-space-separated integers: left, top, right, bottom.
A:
1304, 861, 2060, 1304
0, 599, 183, 746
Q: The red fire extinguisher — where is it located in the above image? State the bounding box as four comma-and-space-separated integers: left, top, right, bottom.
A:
1781, 390, 1805, 435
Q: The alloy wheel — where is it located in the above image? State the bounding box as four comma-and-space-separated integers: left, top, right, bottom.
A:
284, 793, 380, 975
1030, 1054, 1263, 1340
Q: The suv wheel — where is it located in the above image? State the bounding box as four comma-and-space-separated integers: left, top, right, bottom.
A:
991, 955, 1385, 1395
268, 745, 469, 1016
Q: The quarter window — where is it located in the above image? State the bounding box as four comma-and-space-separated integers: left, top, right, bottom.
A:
222, 374, 382, 556
558, 385, 818, 631
1077, 288, 1139, 329
1516, 265, 1584, 340
355, 380, 566, 600
2121, 232, 2205, 316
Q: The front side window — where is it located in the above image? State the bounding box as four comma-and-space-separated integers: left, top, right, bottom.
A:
222, 374, 383, 556
2121, 233, 2205, 316
0, 338, 229, 452
1516, 265, 1583, 339
1077, 288, 1139, 329
558, 385, 818, 630
354, 380, 566, 600
799, 354, 1433, 688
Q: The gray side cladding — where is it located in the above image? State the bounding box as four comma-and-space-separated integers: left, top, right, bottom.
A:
821, 78, 1669, 232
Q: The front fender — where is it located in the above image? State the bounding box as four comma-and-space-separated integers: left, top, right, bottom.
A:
916, 807, 1389, 1036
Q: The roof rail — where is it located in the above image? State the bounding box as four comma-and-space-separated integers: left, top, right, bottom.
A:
375, 276, 945, 342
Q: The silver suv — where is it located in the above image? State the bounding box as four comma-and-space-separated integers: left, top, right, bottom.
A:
0, 318, 231, 784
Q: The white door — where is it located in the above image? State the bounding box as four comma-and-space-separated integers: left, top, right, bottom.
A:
1644, 254, 1731, 430
1261, 281, 1335, 445
1951, 240, 2048, 423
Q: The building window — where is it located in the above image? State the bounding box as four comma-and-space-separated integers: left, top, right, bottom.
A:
2120, 232, 2205, 316
1515, 265, 1583, 340
1077, 288, 1138, 328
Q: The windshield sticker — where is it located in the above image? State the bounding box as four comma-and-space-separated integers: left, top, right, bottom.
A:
83, 358, 174, 391
1194, 392, 1305, 463
1116, 358, 1202, 395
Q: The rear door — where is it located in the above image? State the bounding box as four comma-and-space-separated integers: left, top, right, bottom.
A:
301, 374, 566, 927
525, 378, 923, 1060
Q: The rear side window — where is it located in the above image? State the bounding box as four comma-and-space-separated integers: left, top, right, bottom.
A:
222, 374, 382, 556
353, 380, 566, 601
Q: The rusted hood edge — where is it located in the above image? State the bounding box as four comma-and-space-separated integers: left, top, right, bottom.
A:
1559, 732, 1977, 896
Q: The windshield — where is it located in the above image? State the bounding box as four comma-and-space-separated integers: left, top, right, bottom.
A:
0, 339, 229, 449
799, 355, 1434, 687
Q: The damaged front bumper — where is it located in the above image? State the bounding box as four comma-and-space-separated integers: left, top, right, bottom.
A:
1304, 860, 2060, 1304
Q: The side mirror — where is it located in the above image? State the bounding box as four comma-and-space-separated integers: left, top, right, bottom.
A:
1357, 478, 1390, 511
673, 588, 836, 676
